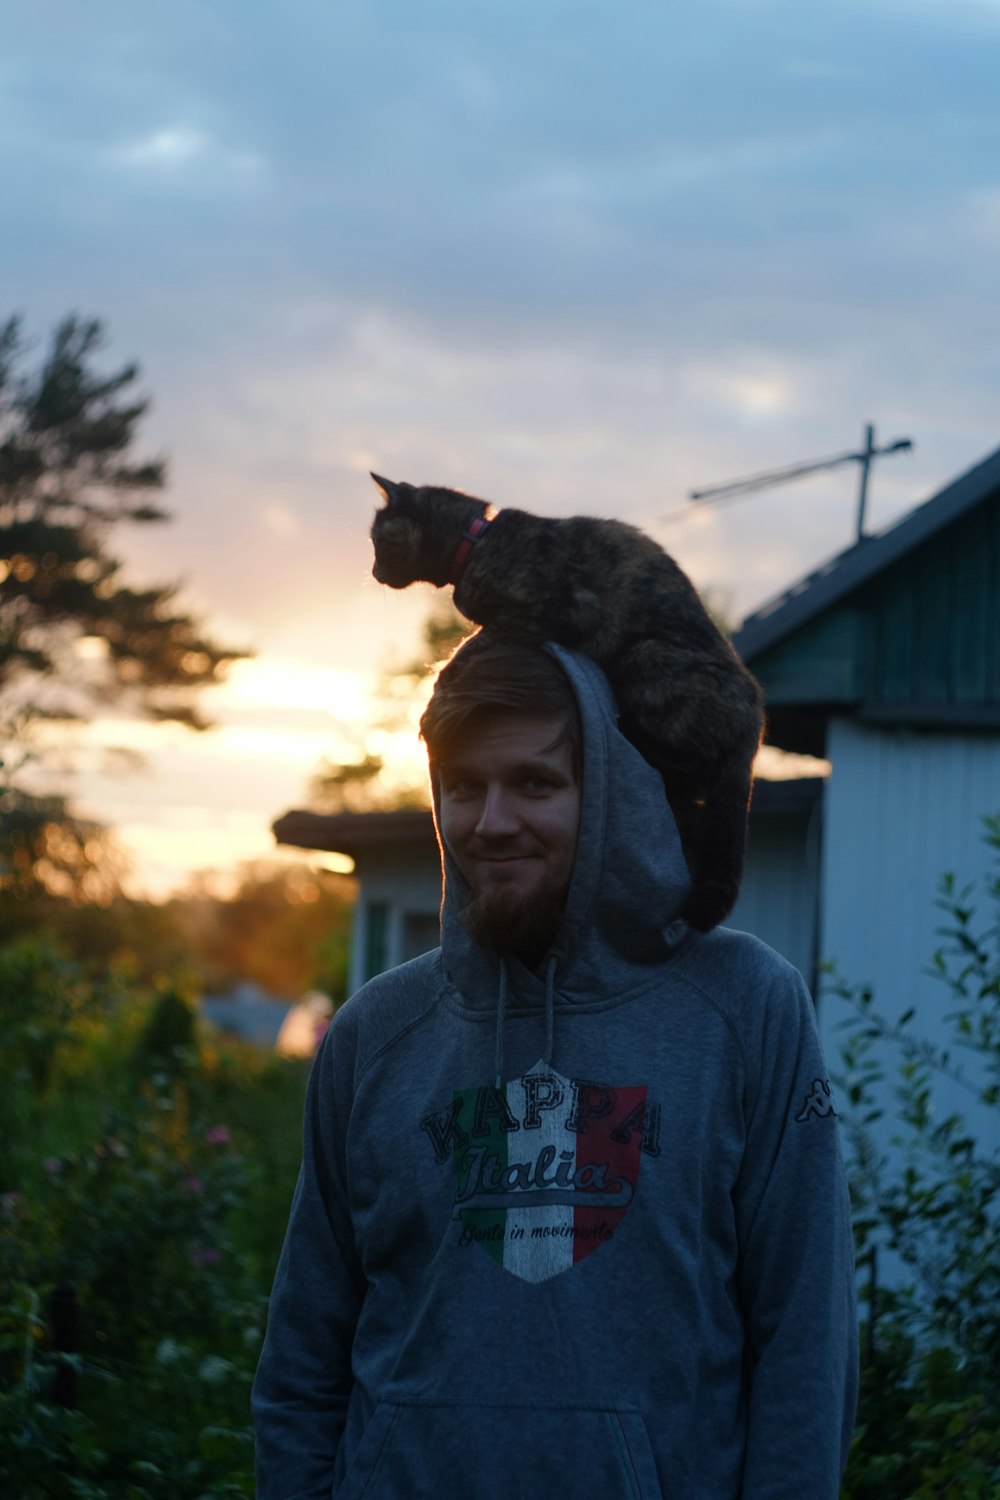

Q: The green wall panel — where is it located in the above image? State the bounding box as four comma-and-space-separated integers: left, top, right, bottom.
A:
752, 491, 1000, 722
751, 608, 862, 704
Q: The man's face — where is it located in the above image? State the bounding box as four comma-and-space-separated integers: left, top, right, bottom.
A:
437, 710, 581, 960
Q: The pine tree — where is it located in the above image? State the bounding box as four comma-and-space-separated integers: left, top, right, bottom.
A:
0, 313, 245, 733
0, 313, 247, 903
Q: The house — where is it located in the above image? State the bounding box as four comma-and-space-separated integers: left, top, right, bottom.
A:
732, 442, 1000, 1148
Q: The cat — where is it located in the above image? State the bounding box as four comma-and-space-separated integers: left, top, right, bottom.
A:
370, 474, 764, 932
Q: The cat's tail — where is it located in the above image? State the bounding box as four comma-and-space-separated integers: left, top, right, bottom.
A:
679, 755, 755, 932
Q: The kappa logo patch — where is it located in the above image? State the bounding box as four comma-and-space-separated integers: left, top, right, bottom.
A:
420, 1064, 660, 1283
795, 1078, 837, 1123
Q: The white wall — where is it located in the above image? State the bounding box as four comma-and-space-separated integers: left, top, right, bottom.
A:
728, 801, 822, 985
819, 717, 1000, 1152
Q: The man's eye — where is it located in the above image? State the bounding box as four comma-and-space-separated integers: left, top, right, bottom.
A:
522, 776, 554, 793
444, 778, 478, 797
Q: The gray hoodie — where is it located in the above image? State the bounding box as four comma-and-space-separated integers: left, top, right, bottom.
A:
252, 645, 858, 1499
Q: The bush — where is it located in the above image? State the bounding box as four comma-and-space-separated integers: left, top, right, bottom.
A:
832, 814, 1000, 1498
0, 938, 309, 1498
133, 984, 198, 1077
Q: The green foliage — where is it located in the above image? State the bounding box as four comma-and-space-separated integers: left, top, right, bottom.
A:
0, 934, 309, 1498
133, 985, 198, 1076
832, 814, 1000, 1498
846, 1333, 1000, 1498
0, 859, 354, 1004
0, 785, 124, 913
174, 861, 355, 1000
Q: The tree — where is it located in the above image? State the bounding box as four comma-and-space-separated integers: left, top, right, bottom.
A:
309, 597, 471, 813
0, 785, 123, 911
0, 314, 245, 734
170, 861, 355, 999
0, 314, 247, 902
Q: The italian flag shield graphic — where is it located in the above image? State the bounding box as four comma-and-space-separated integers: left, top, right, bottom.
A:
451, 1064, 647, 1283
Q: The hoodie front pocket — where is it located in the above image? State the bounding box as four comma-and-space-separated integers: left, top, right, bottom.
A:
335, 1400, 664, 1500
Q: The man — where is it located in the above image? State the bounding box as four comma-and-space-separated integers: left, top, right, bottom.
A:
253, 635, 858, 1499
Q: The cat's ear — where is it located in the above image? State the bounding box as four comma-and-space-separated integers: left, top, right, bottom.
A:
370, 473, 399, 506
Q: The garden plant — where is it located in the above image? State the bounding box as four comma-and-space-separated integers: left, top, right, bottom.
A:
0, 938, 308, 1499
834, 814, 1000, 1499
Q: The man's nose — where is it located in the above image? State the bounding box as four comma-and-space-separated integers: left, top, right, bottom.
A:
475, 785, 520, 837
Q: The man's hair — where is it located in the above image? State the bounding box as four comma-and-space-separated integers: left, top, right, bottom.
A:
420, 634, 581, 775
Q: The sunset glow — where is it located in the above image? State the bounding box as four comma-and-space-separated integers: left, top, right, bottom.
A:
55, 653, 431, 898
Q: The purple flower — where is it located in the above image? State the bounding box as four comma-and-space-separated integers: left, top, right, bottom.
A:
1, 1191, 22, 1219
43, 1157, 62, 1175
182, 1176, 206, 1195
204, 1125, 230, 1147
189, 1244, 221, 1266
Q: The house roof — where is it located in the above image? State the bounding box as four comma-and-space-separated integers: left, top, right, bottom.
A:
272, 807, 435, 860
272, 779, 823, 857
733, 443, 1000, 662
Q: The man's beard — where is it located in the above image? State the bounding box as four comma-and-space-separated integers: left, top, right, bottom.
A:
461, 879, 566, 969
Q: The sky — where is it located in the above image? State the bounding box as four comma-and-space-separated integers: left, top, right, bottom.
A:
5, 0, 1000, 894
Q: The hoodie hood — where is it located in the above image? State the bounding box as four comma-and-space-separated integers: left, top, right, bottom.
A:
432, 642, 692, 1016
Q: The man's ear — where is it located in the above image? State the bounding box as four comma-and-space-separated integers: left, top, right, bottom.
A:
370, 473, 399, 505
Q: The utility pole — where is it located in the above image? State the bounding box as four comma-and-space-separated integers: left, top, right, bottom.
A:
854, 422, 878, 541
687, 424, 914, 544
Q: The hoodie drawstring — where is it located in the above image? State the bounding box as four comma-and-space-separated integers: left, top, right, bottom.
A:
494, 954, 559, 1086
543, 953, 557, 1070
494, 960, 509, 1089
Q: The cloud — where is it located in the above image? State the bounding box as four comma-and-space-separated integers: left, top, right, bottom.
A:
108, 122, 262, 174
114, 125, 211, 166
260, 504, 302, 539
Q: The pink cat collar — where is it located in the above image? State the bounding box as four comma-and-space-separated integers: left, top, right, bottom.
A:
449, 515, 491, 584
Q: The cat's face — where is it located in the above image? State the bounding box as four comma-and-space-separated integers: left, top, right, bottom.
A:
370, 475, 485, 589
370, 475, 427, 588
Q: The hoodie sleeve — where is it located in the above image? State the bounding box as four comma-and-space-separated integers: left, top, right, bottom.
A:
734, 965, 859, 1500
252, 1011, 365, 1500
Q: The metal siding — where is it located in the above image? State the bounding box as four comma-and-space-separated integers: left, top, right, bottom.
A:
915, 546, 952, 701
748, 492, 1000, 725
751, 609, 860, 705
727, 806, 820, 984
819, 718, 1000, 1155
951, 510, 991, 700
992, 499, 1000, 701
865, 502, 1000, 713
876, 571, 914, 705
